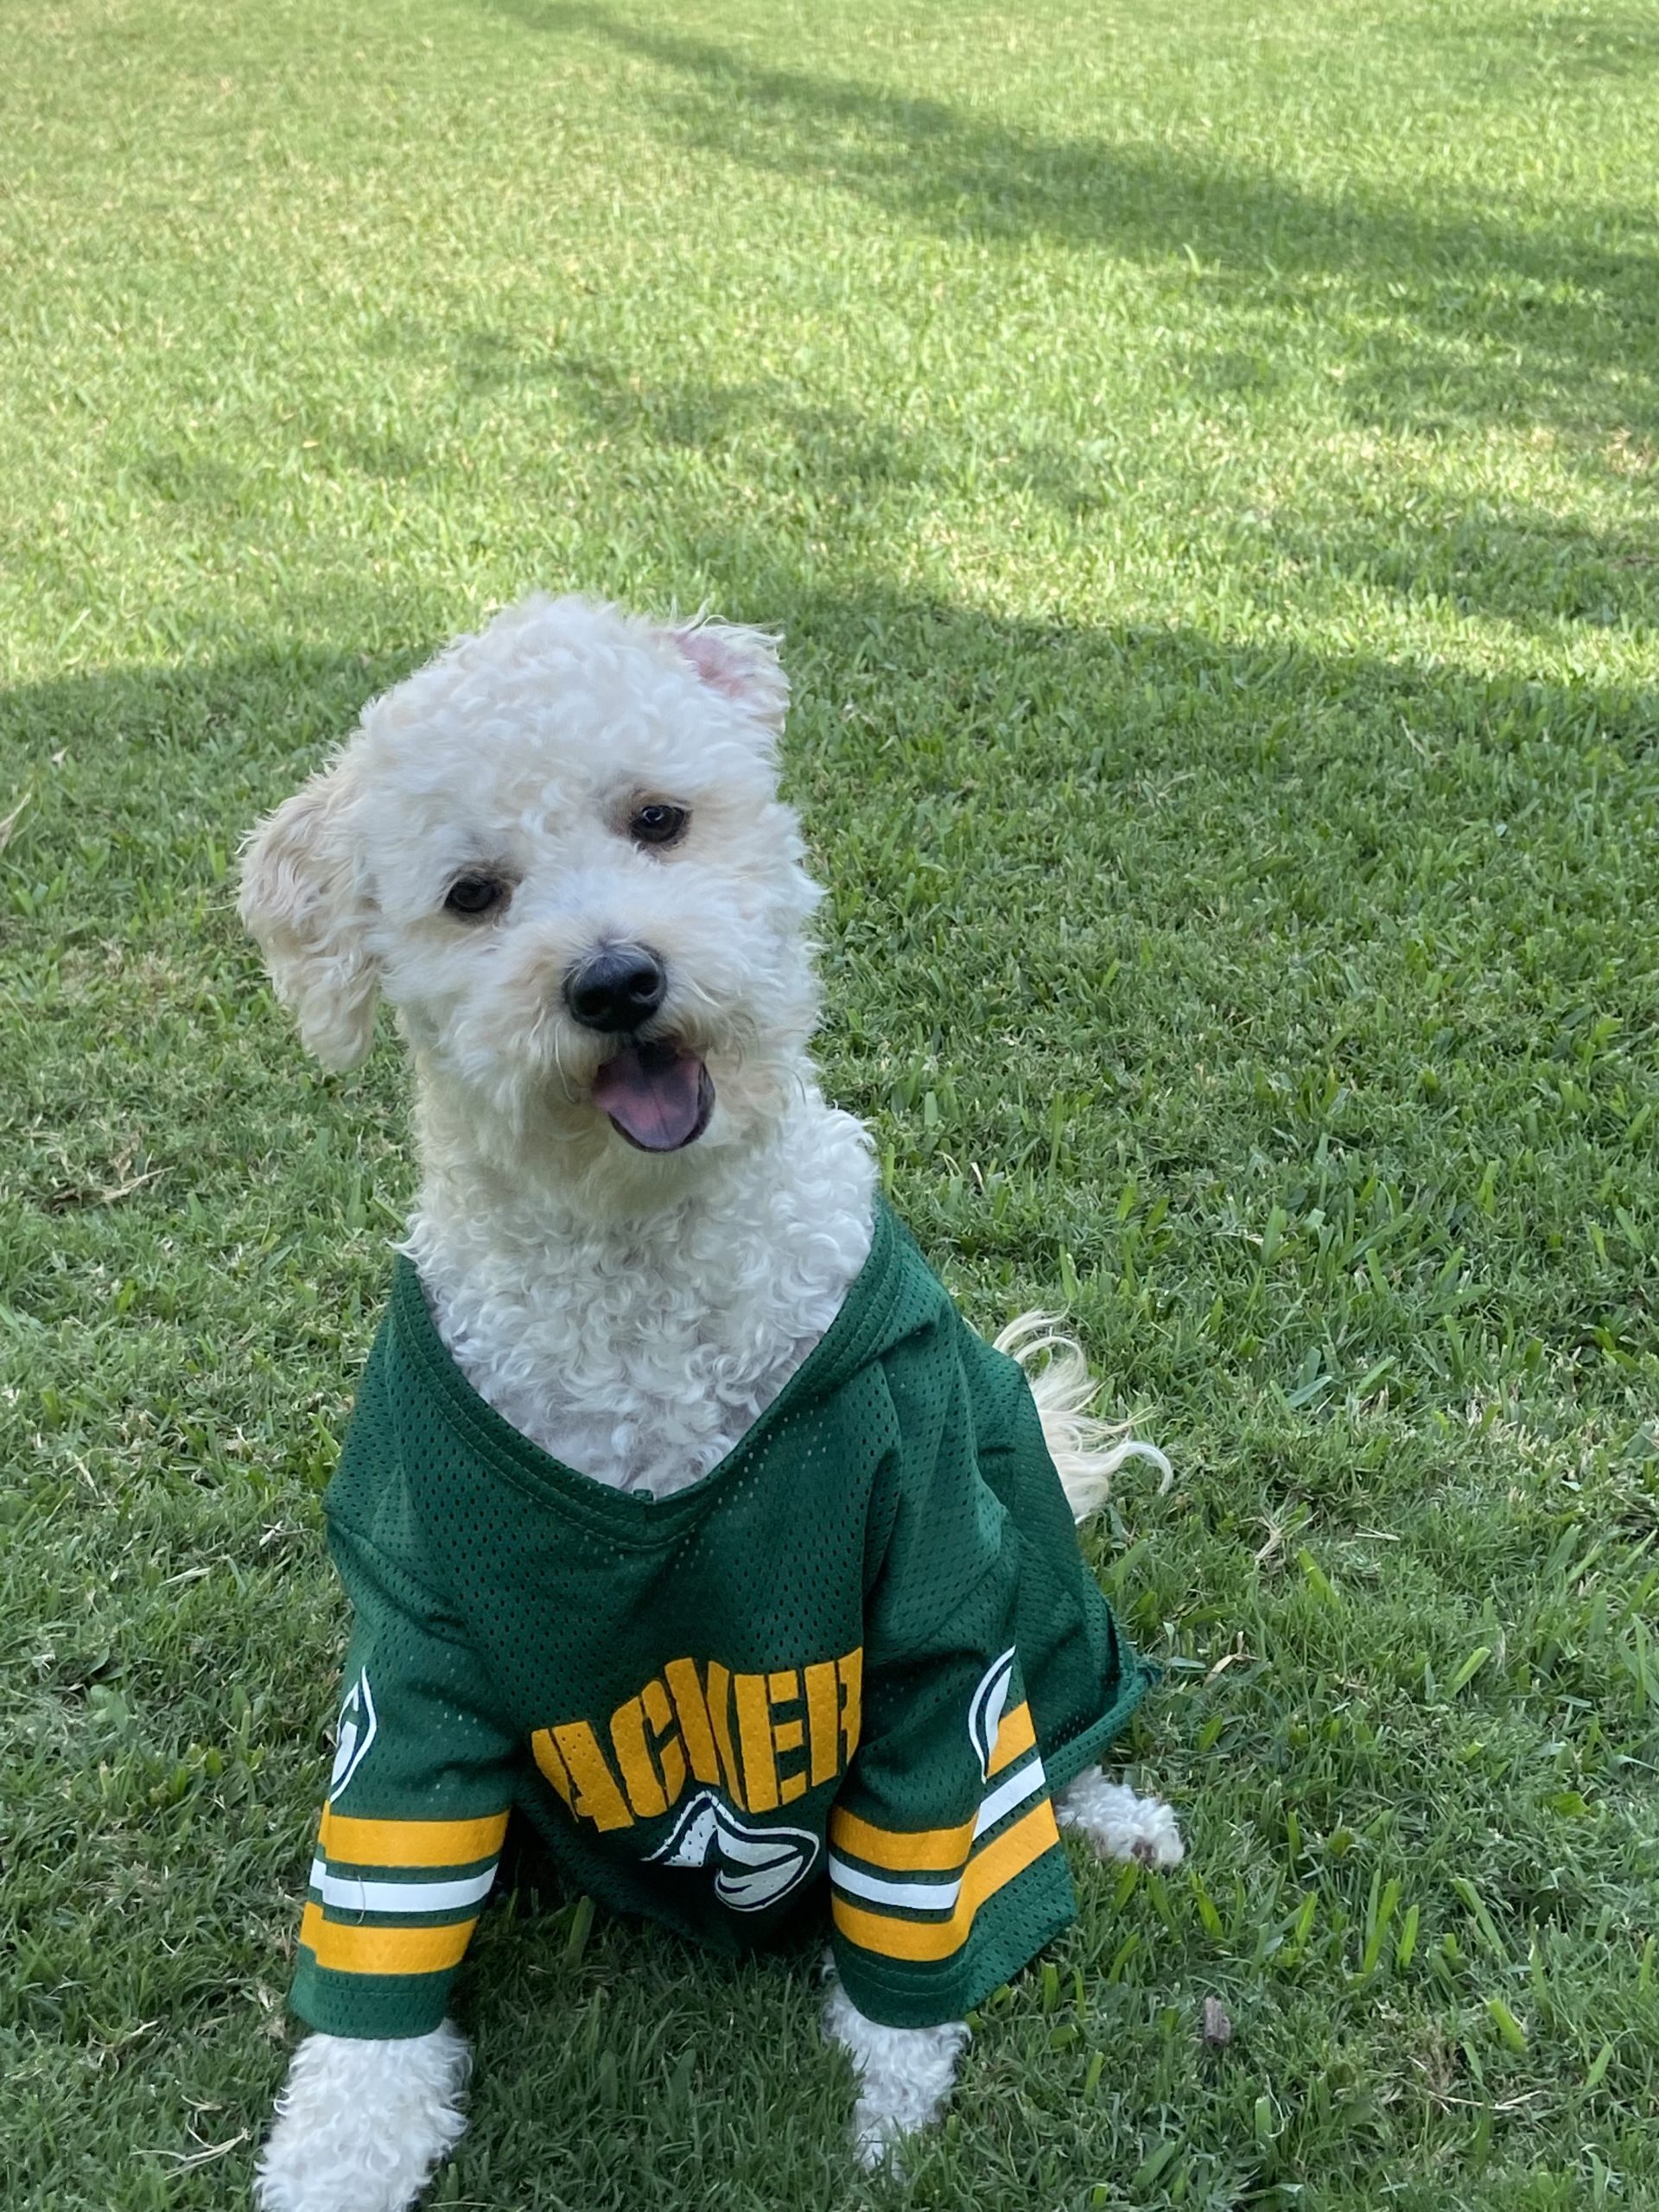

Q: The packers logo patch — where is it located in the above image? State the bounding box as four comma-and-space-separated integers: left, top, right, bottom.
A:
327, 1669, 378, 1802
650, 1789, 819, 1911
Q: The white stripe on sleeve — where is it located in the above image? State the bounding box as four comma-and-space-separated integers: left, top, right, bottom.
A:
827, 1752, 1051, 1911
828, 1856, 963, 1911
308, 1858, 499, 1917
971, 1751, 1048, 1840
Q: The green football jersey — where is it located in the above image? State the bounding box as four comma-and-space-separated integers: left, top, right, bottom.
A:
289, 1200, 1152, 2039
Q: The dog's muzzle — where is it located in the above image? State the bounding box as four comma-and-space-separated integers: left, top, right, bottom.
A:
565, 943, 715, 1152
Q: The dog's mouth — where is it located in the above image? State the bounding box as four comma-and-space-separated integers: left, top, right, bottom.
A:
590, 1041, 715, 1153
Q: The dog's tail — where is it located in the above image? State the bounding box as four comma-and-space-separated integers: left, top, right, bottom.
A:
995, 1312, 1172, 1523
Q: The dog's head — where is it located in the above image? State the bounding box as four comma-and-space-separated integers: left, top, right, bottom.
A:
239, 594, 820, 1193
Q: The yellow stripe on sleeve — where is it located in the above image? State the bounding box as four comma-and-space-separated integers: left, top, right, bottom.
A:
830, 1803, 976, 1873
299, 1901, 480, 1977
317, 1807, 509, 1870
830, 1798, 1061, 1963
828, 1702, 1041, 1871
987, 1700, 1036, 1777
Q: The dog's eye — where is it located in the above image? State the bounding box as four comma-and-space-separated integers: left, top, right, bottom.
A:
630, 804, 689, 849
444, 874, 507, 918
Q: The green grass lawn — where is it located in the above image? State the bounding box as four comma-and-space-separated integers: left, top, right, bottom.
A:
3, 0, 1657, 2204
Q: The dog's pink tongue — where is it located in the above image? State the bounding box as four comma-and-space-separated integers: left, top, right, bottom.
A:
591, 1043, 712, 1152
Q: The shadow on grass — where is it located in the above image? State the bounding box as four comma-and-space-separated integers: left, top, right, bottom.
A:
3, 581, 1651, 921
484, 0, 1659, 441
4, 583, 1651, 1105
7, 575, 1650, 1179
462, 345, 927, 498
6, 599, 1656, 2202
1466, 7, 1659, 79
343, 327, 1659, 637
1261, 500, 1659, 632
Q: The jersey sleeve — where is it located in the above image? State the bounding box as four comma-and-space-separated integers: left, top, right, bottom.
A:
289, 1521, 520, 2042
955, 1317, 1154, 1791
825, 1322, 1078, 2029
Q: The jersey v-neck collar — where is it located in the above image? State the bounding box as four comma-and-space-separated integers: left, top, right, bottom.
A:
387, 1197, 904, 1541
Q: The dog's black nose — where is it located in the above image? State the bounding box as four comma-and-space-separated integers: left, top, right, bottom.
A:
564, 943, 667, 1033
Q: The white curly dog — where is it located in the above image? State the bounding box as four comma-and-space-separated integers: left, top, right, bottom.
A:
240, 594, 1183, 2212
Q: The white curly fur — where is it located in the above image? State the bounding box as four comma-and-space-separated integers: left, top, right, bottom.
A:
255, 2024, 469, 2212
995, 1311, 1173, 1522
1056, 1768, 1186, 1868
241, 594, 1181, 2209
822, 1975, 972, 2168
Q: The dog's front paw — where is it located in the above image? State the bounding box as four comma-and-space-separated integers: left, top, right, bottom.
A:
821, 1974, 969, 2168
1057, 1767, 1185, 1869
255, 2023, 471, 2212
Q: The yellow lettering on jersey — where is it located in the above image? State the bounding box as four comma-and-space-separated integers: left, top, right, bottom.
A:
804, 1660, 841, 1787
608, 1680, 688, 1821
837, 1647, 863, 1764
664, 1657, 725, 1789
642, 1676, 686, 1805
532, 1644, 863, 1836
734, 1670, 778, 1814
531, 1727, 575, 1812
610, 1693, 669, 1821
768, 1669, 807, 1805
552, 1720, 632, 1832
702, 1661, 743, 1802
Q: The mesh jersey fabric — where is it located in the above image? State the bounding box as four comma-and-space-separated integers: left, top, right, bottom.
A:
289, 1198, 1153, 2038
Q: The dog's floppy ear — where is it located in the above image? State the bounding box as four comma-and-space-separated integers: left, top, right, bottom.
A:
663, 617, 790, 736
238, 757, 380, 1071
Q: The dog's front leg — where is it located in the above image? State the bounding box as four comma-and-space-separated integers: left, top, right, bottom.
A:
821, 1974, 969, 2168
255, 2022, 471, 2212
